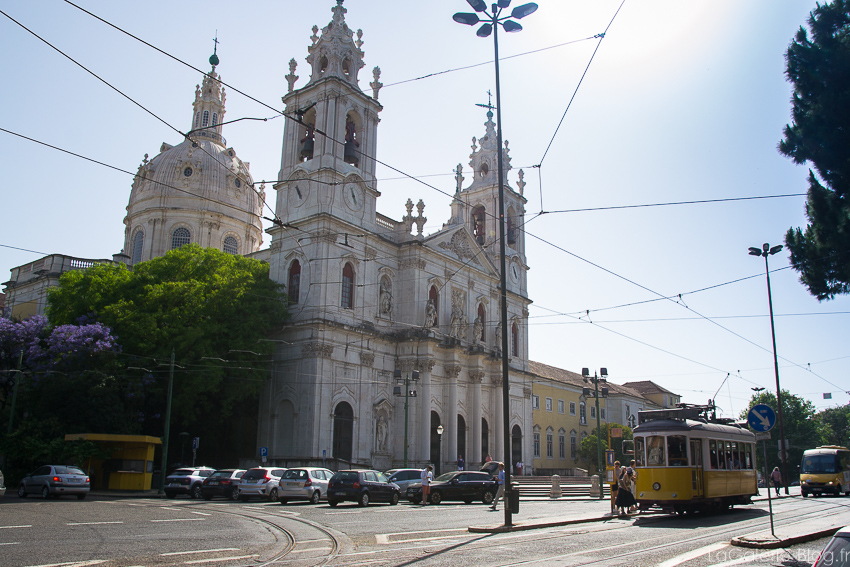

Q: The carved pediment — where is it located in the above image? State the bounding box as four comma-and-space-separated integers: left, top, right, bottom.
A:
437, 229, 480, 265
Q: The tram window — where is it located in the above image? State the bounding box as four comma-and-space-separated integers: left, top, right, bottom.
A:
725, 441, 734, 470
745, 444, 752, 469
647, 436, 665, 466
635, 437, 645, 467
730, 442, 741, 469
668, 436, 688, 466
709, 440, 718, 469
690, 439, 702, 467
717, 441, 727, 469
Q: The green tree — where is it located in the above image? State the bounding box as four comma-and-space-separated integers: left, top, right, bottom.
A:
780, 0, 850, 300
579, 423, 633, 472
45, 245, 288, 465
815, 405, 850, 446
740, 390, 825, 479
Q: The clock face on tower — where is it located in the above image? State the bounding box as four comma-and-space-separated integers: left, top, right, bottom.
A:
289, 181, 309, 208
344, 182, 364, 211
510, 261, 520, 283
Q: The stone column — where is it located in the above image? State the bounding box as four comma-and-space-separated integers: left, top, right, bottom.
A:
445, 365, 461, 470
492, 375, 503, 462
470, 371, 484, 466
418, 359, 435, 464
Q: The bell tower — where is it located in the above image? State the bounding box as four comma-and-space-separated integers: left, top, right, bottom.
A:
450, 108, 528, 297
189, 46, 226, 146
274, 0, 382, 226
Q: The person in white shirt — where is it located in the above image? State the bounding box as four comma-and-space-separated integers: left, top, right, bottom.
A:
420, 465, 433, 505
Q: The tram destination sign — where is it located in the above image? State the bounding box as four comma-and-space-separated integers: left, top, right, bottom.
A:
747, 404, 776, 432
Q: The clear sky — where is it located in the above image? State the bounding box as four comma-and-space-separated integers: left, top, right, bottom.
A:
1, 1, 847, 421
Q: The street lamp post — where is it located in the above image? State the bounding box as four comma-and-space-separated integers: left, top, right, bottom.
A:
393, 369, 420, 467
454, 0, 538, 530
748, 243, 789, 495
582, 367, 609, 498
436, 424, 444, 475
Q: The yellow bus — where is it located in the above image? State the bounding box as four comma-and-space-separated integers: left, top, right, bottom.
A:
800, 446, 850, 498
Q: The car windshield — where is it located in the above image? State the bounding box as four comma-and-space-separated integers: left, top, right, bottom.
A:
242, 469, 268, 480
169, 469, 194, 476
282, 470, 308, 480
210, 471, 233, 478
802, 455, 839, 474
435, 472, 456, 482
54, 466, 84, 475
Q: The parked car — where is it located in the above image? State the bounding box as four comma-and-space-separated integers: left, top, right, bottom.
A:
407, 471, 497, 505
201, 469, 246, 500
327, 469, 400, 507
238, 467, 286, 501
18, 465, 90, 500
278, 467, 334, 504
386, 469, 424, 493
164, 467, 215, 499
813, 524, 850, 566
0, 469, 5, 497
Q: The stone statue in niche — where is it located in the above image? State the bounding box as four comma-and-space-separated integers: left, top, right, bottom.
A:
495, 321, 502, 350
376, 415, 388, 452
380, 280, 392, 318
425, 298, 437, 328
473, 316, 483, 343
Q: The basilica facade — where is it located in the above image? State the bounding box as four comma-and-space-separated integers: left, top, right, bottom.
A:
253, 1, 533, 473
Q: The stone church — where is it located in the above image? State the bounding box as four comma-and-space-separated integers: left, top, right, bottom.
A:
254, 1, 533, 473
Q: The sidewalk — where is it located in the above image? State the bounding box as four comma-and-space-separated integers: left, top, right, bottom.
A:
470, 485, 850, 549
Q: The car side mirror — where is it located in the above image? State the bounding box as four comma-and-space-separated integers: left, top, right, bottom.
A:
450, 478, 459, 484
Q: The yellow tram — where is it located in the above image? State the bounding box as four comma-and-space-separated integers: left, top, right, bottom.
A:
633, 404, 757, 515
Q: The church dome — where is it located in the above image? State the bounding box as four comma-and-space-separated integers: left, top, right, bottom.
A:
122, 59, 264, 264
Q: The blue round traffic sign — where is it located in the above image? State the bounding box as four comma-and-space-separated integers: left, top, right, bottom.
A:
748, 404, 776, 432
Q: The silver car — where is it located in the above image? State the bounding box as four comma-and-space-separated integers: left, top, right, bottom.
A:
386, 468, 425, 493
278, 467, 334, 504
18, 465, 90, 499
237, 467, 286, 501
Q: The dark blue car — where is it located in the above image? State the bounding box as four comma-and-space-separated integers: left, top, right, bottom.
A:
327, 470, 400, 507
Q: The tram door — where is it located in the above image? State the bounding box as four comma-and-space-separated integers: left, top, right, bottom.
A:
690, 439, 704, 498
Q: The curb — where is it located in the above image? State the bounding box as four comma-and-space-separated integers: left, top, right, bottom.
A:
469, 514, 615, 534
731, 526, 841, 550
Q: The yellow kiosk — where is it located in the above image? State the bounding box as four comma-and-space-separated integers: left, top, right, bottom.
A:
65, 433, 161, 491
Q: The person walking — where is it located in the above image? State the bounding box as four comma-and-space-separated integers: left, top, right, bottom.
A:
420, 465, 433, 505
770, 466, 782, 496
490, 462, 505, 511
516, 460, 523, 476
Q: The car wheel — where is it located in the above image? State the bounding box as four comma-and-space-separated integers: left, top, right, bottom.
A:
310, 491, 320, 505
18, 484, 28, 498
166, 492, 177, 499
482, 491, 494, 505
229, 489, 240, 501
328, 499, 339, 507
429, 491, 442, 505
358, 492, 369, 507
76, 493, 86, 500
191, 485, 203, 500
268, 488, 278, 501
390, 493, 399, 505
42, 486, 50, 499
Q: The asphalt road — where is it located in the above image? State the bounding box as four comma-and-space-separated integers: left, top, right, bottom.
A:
2, 492, 848, 566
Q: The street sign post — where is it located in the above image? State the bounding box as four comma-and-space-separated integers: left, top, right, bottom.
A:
260, 446, 268, 464
749, 404, 777, 537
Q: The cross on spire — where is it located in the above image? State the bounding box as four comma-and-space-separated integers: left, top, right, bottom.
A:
475, 90, 496, 120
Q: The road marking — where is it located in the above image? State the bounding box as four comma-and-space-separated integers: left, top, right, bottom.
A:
376, 528, 470, 545
150, 518, 205, 522
66, 521, 123, 526
189, 511, 211, 516
183, 555, 257, 564
0, 525, 32, 529
160, 507, 182, 511
0, 542, 20, 546
25, 561, 108, 567
161, 548, 241, 556
658, 542, 728, 567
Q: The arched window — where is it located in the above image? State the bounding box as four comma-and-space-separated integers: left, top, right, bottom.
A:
332, 402, 354, 462
429, 285, 439, 326
202, 110, 209, 127
507, 207, 516, 245
194, 112, 200, 129
477, 303, 486, 342
471, 205, 485, 245
341, 262, 354, 308
558, 429, 566, 459
481, 418, 489, 460
511, 424, 522, 466
546, 427, 554, 459
131, 229, 144, 264
511, 322, 519, 357
171, 227, 190, 250
288, 260, 301, 304
212, 112, 218, 127
430, 412, 442, 475
223, 236, 238, 255
457, 415, 466, 465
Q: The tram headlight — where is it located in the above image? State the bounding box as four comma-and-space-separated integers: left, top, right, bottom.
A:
672, 493, 677, 498
652, 482, 661, 491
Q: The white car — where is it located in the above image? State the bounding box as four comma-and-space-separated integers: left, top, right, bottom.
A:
18, 465, 90, 499
237, 467, 286, 501
813, 524, 850, 567
278, 467, 334, 504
